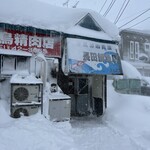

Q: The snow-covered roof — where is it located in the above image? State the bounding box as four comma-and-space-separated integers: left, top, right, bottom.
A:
10, 74, 43, 84
120, 29, 150, 36
0, 49, 32, 57
65, 25, 113, 41
129, 61, 150, 69
0, 0, 119, 41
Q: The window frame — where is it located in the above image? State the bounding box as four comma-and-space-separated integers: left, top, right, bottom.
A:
135, 42, 139, 60
129, 41, 134, 60
144, 43, 150, 52
0, 55, 30, 75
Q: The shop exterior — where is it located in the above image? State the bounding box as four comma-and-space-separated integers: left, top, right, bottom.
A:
0, 22, 122, 118
0, 23, 61, 77
58, 36, 122, 116
0, 1, 123, 118
0, 23, 62, 118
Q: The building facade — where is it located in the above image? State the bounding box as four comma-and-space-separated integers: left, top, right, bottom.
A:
119, 29, 150, 77
0, 0, 123, 118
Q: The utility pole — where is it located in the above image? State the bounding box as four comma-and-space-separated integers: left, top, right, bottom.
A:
62, 0, 70, 8
72, 1, 79, 8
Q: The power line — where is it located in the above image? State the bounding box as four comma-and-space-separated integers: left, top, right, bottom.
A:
99, 0, 108, 13
114, 0, 127, 23
114, 0, 130, 24
103, 0, 116, 16
118, 8, 148, 23
103, 0, 114, 16
115, 0, 130, 24
119, 8, 150, 29
103, 0, 117, 17
127, 17, 150, 29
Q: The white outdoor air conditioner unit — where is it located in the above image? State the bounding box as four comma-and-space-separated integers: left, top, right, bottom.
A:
11, 84, 41, 103
11, 105, 39, 118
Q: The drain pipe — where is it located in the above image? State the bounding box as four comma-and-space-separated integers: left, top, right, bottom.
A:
35, 53, 47, 88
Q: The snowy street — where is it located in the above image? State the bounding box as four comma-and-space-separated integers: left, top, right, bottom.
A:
71, 117, 138, 150
1, 80, 150, 150
70, 80, 150, 150
71, 115, 147, 150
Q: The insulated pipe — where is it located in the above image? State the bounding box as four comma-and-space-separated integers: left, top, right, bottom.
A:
35, 53, 47, 88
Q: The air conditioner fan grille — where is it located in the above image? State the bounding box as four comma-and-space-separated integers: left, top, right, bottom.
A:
14, 87, 29, 101
13, 108, 29, 118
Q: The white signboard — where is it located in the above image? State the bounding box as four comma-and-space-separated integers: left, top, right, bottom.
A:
66, 38, 122, 75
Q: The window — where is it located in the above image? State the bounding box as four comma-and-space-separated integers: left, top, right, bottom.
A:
16, 56, 28, 71
78, 78, 88, 94
129, 41, 139, 60
144, 43, 150, 52
130, 41, 134, 59
78, 14, 102, 31
1, 55, 29, 75
2, 56, 15, 72
135, 42, 139, 60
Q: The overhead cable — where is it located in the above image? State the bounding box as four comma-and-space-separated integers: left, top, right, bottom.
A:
119, 8, 150, 29
103, 0, 115, 16
118, 8, 148, 22
114, 0, 130, 24
99, 0, 108, 13
103, 0, 117, 17
114, 0, 127, 23
127, 17, 150, 29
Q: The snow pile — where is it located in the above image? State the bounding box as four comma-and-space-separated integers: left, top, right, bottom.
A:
143, 76, 150, 84
0, 100, 12, 124
0, 100, 77, 150
105, 80, 150, 149
121, 60, 142, 79
114, 60, 142, 79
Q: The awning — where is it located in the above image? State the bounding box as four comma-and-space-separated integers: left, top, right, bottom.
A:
0, 49, 32, 57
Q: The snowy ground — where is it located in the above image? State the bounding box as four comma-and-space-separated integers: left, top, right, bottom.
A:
1, 80, 150, 150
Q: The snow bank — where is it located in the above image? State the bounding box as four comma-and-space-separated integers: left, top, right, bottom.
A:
114, 60, 142, 79
121, 60, 142, 79
0, 100, 77, 150
105, 80, 150, 149
1, 80, 150, 149
0, 100, 12, 123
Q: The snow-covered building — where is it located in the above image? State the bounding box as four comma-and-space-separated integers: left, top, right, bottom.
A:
119, 29, 150, 77
0, 0, 122, 118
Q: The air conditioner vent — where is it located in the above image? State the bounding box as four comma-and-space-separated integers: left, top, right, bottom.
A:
11, 105, 39, 118
13, 107, 29, 118
11, 84, 42, 103
14, 87, 29, 101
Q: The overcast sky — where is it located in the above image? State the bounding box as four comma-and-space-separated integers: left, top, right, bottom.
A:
38, 0, 150, 31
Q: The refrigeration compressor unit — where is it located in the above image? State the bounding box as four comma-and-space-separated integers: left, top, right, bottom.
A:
10, 74, 43, 118
11, 84, 42, 103
11, 104, 40, 118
